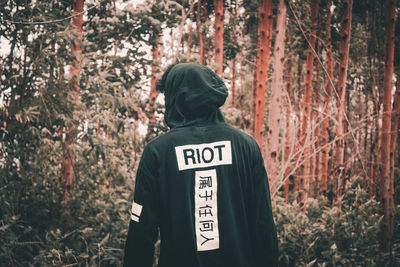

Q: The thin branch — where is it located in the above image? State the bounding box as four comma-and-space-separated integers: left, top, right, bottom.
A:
1, 6, 96, 25
286, 0, 368, 180
274, 121, 367, 198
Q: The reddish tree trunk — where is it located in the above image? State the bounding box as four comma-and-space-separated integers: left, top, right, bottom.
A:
369, 24, 380, 200
334, 0, 353, 200
380, 0, 396, 253
149, 38, 161, 122
62, 0, 83, 204
308, 42, 322, 199
363, 93, 369, 191
231, 58, 236, 107
253, 0, 273, 150
370, 105, 379, 200
196, 0, 205, 65
390, 70, 400, 193
308, 117, 315, 199
313, 41, 321, 198
266, 0, 287, 196
284, 22, 293, 203
214, 0, 224, 77
188, 3, 194, 55
299, 0, 319, 204
146, 37, 161, 139
97, 119, 101, 135
231, 1, 238, 108
294, 61, 303, 198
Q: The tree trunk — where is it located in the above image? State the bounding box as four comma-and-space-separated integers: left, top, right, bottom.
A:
202, 4, 208, 63
368, 8, 380, 200
313, 41, 321, 198
370, 104, 380, 200
308, 116, 315, 198
294, 60, 303, 199
253, 0, 273, 150
148, 37, 161, 125
334, 0, 353, 201
362, 83, 369, 190
299, 0, 319, 204
231, 58, 236, 107
188, 1, 194, 55
196, 0, 205, 65
177, 0, 195, 58
266, 0, 287, 196
284, 22, 293, 203
231, 1, 238, 108
214, 0, 224, 77
390, 69, 400, 194
380, 0, 396, 253
62, 0, 83, 205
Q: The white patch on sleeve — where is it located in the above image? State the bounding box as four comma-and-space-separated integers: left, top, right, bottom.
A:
131, 214, 139, 222
175, 141, 232, 171
131, 201, 143, 222
195, 169, 219, 251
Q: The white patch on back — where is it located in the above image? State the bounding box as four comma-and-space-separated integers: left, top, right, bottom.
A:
175, 141, 232, 171
195, 169, 219, 251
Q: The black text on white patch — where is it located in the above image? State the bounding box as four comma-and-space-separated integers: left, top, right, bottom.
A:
175, 141, 232, 171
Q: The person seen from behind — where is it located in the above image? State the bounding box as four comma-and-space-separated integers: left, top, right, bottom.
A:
123, 63, 279, 267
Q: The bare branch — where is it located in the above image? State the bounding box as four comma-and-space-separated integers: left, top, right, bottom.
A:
286, 0, 368, 180
1, 6, 96, 25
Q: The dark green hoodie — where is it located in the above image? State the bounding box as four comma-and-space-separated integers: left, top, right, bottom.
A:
124, 63, 278, 267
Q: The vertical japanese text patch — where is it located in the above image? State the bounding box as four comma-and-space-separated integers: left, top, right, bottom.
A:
195, 169, 219, 251
175, 141, 232, 171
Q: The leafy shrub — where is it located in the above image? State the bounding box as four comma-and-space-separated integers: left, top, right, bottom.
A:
33, 185, 130, 266
0, 124, 136, 266
275, 176, 389, 267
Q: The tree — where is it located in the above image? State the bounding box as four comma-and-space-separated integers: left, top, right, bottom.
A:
284, 21, 293, 203
176, 0, 196, 58
266, 0, 287, 195
299, 0, 319, 204
380, 0, 396, 253
312, 40, 321, 198
147, 35, 162, 138
214, 0, 224, 76
321, 0, 333, 196
391, 69, 400, 194
61, 0, 84, 205
253, 0, 273, 150
196, 0, 205, 64
230, 0, 239, 107
334, 0, 353, 200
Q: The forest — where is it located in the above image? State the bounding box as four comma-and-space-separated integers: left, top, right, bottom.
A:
1, 0, 400, 266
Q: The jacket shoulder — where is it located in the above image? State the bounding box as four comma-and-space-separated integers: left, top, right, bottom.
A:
224, 124, 259, 147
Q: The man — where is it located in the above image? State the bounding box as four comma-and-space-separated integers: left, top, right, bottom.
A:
124, 63, 278, 267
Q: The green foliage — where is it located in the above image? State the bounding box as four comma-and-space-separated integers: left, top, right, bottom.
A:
394, 168, 400, 205
275, 176, 394, 267
393, 203, 400, 265
33, 185, 131, 266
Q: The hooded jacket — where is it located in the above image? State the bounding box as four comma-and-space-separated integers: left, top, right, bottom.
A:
124, 63, 278, 267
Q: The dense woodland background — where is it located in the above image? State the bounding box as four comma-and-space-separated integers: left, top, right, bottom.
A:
1, 0, 400, 266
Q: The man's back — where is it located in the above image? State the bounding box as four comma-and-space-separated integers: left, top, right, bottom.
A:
124, 63, 278, 267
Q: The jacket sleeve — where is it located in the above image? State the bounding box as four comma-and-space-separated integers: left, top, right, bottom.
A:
253, 148, 279, 266
124, 146, 160, 267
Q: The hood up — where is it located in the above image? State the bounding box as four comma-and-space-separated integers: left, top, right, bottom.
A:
164, 63, 228, 128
